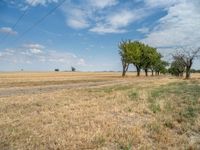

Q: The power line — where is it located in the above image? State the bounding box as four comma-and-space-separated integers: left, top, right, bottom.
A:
12, 0, 67, 44
0, 0, 36, 43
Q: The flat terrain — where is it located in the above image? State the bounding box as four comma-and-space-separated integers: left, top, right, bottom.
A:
0, 72, 200, 149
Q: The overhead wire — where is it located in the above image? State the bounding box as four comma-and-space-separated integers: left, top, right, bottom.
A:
0, 0, 36, 43
12, 0, 67, 44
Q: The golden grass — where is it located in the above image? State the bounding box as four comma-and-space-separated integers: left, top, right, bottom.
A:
0, 72, 200, 149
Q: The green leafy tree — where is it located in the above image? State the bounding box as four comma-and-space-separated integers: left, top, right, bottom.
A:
119, 40, 168, 77
141, 45, 159, 76
119, 40, 132, 77
129, 41, 144, 76
119, 40, 144, 76
168, 58, 185, 76
154, 60, 169, 75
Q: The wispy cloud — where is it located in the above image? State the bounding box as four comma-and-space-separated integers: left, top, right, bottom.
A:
65, 7, 90, 29
142, 0, 200, 48
90, 9, 145, 34
0, 43, 86, 70
61, 1, 147, 34
25, 0, 58, 6
143, 0, 181, 8
137, 27, 149, 34
0, 27, 18, 35
23, 43, 45, 49
87, 0, 118, 9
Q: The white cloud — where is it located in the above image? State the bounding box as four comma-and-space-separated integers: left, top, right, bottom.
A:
137, 27, 149, 34
0, 27, 17, 35
87, 0, 118, 9
144, 0, 181, 8
67, 19, 89, 29
0, 43, 87, 71
90, 25, 126, 34
25, 0, 58, 6
108, 10, 138, 28
62, 5, 90, 29
22, 43, 44, 54
29, 48, 43, 54
61, 1, 146, 34
23, 43, 45, 49
90, 9, 146, 34
143, 0, 200, 48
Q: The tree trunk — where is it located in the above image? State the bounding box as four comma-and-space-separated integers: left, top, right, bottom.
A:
136, 66, 140, 76
145, 68, 148, 76
180, 72, 183, 77
122, 70, 126, 77
185, 59, 193, 79
155, 71, 159, 76
122, 63, 129, 77
151, 70, 154, 76
185, 66, 191, 79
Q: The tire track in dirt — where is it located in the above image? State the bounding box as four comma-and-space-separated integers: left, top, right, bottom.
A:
0, 80, 129, 97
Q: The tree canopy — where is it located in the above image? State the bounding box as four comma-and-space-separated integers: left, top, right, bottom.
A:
119, 40, 167, 77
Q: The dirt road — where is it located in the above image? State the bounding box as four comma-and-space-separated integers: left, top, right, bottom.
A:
0, 79, 129, 97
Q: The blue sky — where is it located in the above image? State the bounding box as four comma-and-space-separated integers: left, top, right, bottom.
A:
0, 0, 200, 71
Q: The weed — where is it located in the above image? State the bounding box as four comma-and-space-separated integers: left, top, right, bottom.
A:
120, 143, 132, 150
148, 122, 161, 134
180, 106, 198, 119
92, 136, 105, 147
149, 103, 160, 113
163, 120, 174, 129
128, 90, 138, 101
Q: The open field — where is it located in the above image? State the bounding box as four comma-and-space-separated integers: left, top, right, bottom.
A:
0, 72, 200, 149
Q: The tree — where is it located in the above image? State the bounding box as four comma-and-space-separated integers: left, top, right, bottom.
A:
55, 69, 59, 72
119, 40, 168, 77
71, 66, 76, 72
169, 58, 185, 77
119, 40, 144, 77
141, 45, 159, 76
154, 60, 169, 75
173, 48, 200, 79
141, 44, 151, 76
119, 40, 131, 77
129, 41, 144, 76
149, 53, 160, 76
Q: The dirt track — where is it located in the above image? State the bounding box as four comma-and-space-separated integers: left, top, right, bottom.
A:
0, 80, 129, 97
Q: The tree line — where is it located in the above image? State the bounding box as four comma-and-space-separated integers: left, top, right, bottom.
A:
119, 40, 168, 77
119, 40, 200, 79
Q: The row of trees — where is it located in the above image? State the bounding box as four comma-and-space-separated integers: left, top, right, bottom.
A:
119, 40, 168, 77
119, 40, 200, 79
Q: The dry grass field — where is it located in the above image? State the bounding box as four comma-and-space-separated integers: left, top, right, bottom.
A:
0, 72, 200, 150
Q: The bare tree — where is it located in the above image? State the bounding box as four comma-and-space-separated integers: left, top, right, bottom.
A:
173, 47, 200, 79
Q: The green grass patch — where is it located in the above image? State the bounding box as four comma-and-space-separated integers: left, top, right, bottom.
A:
148, 81, 200, 122
88, 85, 134, 93
128, 90, 138, 101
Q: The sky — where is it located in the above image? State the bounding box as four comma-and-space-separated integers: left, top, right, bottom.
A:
0, 0, 200, 71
